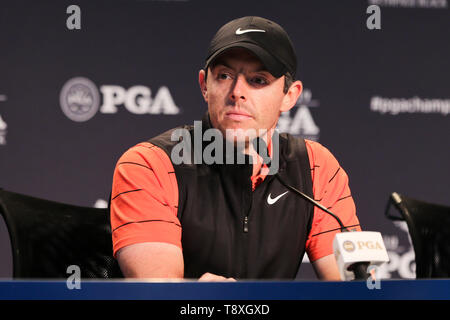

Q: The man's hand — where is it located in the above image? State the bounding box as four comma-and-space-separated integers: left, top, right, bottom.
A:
198, 272, 236, 282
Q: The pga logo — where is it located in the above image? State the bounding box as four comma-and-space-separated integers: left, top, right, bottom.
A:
0, 114, 7, 146
0, 114, 6, 131
0, 94, 8, 145
277, 88, 320, 141
356, 241, 384, 250
60, 77, 180, 122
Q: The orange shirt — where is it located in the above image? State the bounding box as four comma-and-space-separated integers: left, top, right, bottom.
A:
110, 139, 361, 263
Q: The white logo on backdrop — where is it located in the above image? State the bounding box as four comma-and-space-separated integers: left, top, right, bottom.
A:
60, 77, 180, 122
0, 114, 6, 131
368, 0, 448, 8
60, 77, 100, 122
99, 85, 179, 115
378, 221, 415, 279
0, 114, 7, 146
370, 96, 450, 116
277, 88, 320, 141
94, 199, 108, 209
0, 94, 7, 145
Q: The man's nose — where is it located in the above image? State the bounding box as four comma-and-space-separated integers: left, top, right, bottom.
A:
229, 74, 247, 102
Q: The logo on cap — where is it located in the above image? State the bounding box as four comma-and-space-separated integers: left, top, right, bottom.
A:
235, 28, 266, 35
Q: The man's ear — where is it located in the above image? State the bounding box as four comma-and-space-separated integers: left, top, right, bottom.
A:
280, 80, 303, 113
199, 69, 208, 102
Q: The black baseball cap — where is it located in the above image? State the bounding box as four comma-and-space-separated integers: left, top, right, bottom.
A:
204, 16, 297, 78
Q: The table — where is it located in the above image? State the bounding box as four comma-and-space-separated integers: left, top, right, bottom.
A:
0, 279, 449, 300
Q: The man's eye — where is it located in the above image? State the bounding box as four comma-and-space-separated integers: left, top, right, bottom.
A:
218, 73, 232, 80
249, 77, 268, 85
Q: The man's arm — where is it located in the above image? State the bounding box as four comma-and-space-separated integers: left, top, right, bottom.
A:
116, 242, 184, 278
311, 254, 341, 281
117, 242, 235, 281
304, 140, 361, 280
111, 143, 235, 281
111, 143, 184, 278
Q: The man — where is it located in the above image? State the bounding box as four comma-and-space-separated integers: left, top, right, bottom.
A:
110, 16, 361, 281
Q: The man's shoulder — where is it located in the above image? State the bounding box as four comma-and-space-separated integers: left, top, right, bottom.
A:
303, 139, 350, 185
279, 137, 342, 174
117, 141, 169, 166
120, 124, 190, 155
147, 124, 193, 153
278, 134, 336, 163
304, 139, 339, 164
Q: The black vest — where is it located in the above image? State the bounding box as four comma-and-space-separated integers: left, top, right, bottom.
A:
149, 114, 314, 279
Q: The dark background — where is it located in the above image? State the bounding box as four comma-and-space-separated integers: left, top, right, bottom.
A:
0, 0, 449, 279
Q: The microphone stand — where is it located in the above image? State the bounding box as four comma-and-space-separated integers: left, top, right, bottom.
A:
276, 174, 370, 280
253, 137, 370, 281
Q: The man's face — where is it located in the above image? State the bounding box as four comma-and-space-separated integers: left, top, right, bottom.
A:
200, 48, 296, 143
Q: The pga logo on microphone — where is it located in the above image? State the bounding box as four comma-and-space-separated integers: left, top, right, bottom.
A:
343, 240, 384, 253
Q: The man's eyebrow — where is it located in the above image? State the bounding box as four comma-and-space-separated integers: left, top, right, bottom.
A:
253, 67, 271, 74
212, 61, 232, 70
212, 61, 270, 74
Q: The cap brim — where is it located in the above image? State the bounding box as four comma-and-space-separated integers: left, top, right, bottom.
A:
204, 42, 287, 78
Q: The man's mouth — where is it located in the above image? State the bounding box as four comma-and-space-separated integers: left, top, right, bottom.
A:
225, 110, 253, 121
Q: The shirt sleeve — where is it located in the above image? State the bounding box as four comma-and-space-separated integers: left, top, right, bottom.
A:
110, 142, 181, 257
304, 140, 361, 262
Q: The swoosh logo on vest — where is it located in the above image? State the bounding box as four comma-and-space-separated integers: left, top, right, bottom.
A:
267, 191, 289, 205
235, 28, 266, 35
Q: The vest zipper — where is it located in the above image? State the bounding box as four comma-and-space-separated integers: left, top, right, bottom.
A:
243, 216, 249, 233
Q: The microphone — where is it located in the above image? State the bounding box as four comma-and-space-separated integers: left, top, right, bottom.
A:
333, 231, 389, 280
251, 136, 348, 231
252, 136, 389, 280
